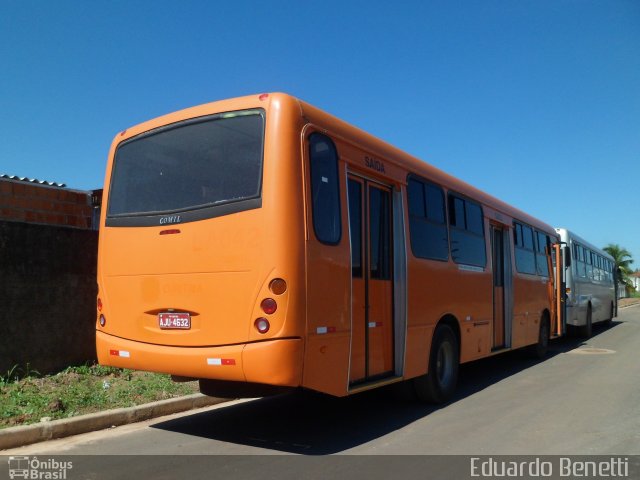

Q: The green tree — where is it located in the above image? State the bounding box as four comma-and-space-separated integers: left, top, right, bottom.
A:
603, 244, 634, 290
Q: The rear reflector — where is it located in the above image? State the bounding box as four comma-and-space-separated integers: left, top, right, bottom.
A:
207, 358, 236, 366
160, 229, 181, 235
109, 349, 130, 358
260, 298, 277, 314
316, 326, 336, 334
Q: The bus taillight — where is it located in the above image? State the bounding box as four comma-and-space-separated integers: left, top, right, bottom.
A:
254, 317, 270, 334
260, 298, 277, 315
269, 278, 287, 295
97, 297, 103, 311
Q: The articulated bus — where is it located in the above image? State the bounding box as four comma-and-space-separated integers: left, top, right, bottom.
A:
555, 228, 616, 337
97, 93, 566, 403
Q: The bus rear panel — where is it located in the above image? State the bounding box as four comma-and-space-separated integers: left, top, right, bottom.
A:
97, 96, 306, 395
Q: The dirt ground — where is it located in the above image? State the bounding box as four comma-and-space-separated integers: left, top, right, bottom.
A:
619, 297, 640, 308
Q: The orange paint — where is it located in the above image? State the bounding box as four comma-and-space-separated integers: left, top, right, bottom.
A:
97, 93, 559, 398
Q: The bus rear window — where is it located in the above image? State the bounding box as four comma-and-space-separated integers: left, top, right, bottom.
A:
107, 110, 264, 226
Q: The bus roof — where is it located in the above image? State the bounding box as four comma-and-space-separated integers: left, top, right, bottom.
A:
294, 94, 557, 237
555, 228, 613, 260
111, 92, 558, 238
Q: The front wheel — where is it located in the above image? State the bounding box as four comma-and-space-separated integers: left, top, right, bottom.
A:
604, 302, 614, 326
414, 324, 459, 404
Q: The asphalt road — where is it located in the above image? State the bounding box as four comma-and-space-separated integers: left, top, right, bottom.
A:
3, 305, 639, 477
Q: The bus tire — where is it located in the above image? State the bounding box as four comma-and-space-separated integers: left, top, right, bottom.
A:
413, 324, 459, 404
530, 314, 550, 359
580, 304, 593, 338
604, 302, 614, 326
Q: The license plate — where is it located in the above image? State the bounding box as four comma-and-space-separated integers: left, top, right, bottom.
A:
158, 312, 191, 330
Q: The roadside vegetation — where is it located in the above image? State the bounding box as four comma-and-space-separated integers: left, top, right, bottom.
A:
0, 363, 199, 429
604, 244, 634, 289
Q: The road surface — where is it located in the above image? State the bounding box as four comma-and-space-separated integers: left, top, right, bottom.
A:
3, 305, 639, 478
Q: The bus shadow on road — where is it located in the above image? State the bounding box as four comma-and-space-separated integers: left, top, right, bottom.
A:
151, 321, 621, 455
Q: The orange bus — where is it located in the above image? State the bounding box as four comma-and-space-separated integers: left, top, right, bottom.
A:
97, 93, 565, 403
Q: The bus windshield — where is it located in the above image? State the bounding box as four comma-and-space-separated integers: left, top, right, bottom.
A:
107, 109, 264, 225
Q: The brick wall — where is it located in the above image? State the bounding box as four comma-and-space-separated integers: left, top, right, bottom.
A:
0, 178, 100, 374
0, 178, 94, 229
0, 220, 99, 374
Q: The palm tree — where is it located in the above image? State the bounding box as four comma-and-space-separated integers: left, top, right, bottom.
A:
603, 244, 634, 293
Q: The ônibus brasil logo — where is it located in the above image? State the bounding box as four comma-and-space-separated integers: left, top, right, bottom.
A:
8, 456, 72, 479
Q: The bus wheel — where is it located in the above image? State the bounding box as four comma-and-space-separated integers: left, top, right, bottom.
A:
604, 302, 614, 326
530, 314, 550, 359
414, 324, 459, 404
580, 304, 593, 338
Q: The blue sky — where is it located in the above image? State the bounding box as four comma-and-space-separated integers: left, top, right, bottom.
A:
1, 1, 638, 265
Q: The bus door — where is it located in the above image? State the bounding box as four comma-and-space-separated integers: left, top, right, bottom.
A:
347, 174, 394, 384
491, 224, 512, 350
552, 242, 568, 336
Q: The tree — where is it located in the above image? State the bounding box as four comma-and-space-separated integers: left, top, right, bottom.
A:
603, 244, 634, 290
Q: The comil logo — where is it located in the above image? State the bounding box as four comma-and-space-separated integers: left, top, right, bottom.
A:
8, 456, 73, 479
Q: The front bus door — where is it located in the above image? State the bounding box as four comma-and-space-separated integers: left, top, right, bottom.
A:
348, 175, 394, 385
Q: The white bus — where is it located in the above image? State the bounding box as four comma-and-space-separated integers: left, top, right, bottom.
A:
555, 228, 616, 337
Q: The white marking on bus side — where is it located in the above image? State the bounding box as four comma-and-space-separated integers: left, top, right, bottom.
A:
458, 265, 485, 273
120, 351, 130, 358
317, 326, 328, 334
207, 358, 222, 366
321, 176, 328, 183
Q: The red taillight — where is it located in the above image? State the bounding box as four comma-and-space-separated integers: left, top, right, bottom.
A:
99, 315, 106, 327
160, 229, 181, 235
97, 297, 103, 311
255, 317, 270, 334
260, 298, 277, 314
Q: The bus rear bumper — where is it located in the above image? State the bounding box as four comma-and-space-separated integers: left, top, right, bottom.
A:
96, 331, 303, 387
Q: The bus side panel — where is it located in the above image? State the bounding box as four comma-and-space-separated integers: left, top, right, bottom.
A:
302, 146, 352, 397
404, 325, 433, 378
511, 274, 545, 348
406, 249, 492, 366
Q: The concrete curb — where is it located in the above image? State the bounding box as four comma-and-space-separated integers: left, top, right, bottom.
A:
0, 393, 228, 451
619, 301, 640, 309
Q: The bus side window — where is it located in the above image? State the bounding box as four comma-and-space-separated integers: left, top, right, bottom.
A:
308, 133, 341, 245
513, 221, 536, 275
447, 194, 486, 267
576, 244, 587, 278
407, 177, 449, 261
535, 231, 550, 277
369, 187, 391, 279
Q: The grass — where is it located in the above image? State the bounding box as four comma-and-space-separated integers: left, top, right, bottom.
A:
0, 363, 199, 429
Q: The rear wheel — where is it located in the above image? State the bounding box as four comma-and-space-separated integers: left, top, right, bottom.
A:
530, 314, 550, 359
579, 304, 593, 338
414, 324, 459, 404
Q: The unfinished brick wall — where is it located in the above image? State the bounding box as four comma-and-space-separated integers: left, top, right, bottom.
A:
0, 220, 98, 374
0, 178, 94, 229
0, 177, 100, 374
